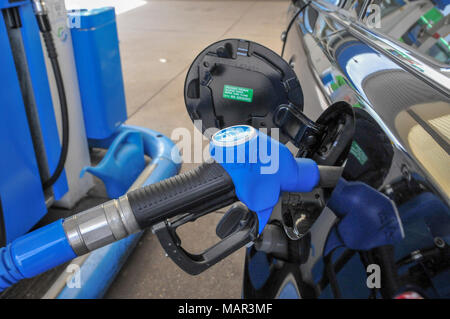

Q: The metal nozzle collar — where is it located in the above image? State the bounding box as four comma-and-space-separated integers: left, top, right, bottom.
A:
31, 0, 48, 14
63, 195, 140, 256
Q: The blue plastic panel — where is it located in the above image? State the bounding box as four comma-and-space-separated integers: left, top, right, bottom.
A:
0, 0, 27, 9
81, 130, 146, 198
0, 13, 47, 243
69, 7, 127, 140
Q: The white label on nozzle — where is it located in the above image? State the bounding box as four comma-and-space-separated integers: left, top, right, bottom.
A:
212, 125, 256, 147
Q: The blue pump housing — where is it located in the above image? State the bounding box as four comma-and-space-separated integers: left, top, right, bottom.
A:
0, 12, 47, 244
0, 1, 69, 243
210, 125, 320, 233
69, 7, 127, 140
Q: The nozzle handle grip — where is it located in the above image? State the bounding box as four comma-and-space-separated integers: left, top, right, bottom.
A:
128, 160, 236, 228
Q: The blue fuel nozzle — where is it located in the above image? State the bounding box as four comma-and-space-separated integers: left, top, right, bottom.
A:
210, 125, 320, 233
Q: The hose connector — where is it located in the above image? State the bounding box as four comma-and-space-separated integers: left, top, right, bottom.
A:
63, 195, 141, 256
31, 0, 48, 14
32, 0, 52, 33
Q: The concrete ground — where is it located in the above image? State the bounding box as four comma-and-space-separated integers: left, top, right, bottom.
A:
104, 0, 289, 299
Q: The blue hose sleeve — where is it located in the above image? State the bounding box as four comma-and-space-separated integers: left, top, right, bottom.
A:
0, 220, 76, 291
0, 245, 23, 290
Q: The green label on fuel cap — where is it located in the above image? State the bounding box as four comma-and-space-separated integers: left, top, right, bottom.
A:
223, 85, 253, 103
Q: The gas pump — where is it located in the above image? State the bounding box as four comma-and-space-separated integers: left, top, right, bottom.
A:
0, 35, 405, 296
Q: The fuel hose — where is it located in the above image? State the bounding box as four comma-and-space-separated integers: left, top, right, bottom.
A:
281, 1, 310, 58
32, 0, 69, 189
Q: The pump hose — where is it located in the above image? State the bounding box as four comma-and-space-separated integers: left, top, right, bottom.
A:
35, 10, 69, 190
281, 1, 310, 58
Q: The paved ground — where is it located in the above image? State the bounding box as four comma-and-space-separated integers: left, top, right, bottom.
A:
104, 0, 289, 299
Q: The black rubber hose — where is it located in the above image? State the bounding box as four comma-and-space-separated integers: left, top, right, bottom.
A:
36, 15, 69, 190
281, 1, 310, 58
318, 249, 356, 291
371, 246, 400, 298
323, 252, 342, 298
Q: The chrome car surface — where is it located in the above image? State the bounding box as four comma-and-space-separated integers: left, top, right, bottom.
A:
243, 0, 450, 299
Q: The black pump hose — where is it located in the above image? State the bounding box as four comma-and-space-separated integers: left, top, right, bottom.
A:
281, 1, 311, 58
34, 8, 69, 190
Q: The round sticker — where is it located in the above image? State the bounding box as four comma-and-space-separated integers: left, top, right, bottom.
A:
212, 125, 256, 146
